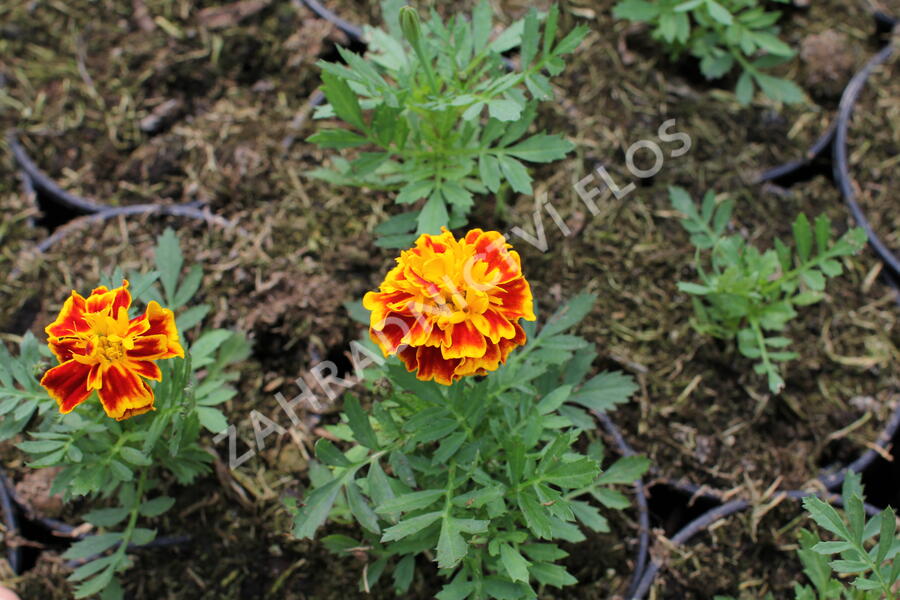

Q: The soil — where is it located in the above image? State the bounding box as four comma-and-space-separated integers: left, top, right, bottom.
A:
0, 0, 897, 599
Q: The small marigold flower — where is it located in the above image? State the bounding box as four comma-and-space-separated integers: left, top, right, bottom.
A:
364, 228, 536, 385
40, 280, 184, 420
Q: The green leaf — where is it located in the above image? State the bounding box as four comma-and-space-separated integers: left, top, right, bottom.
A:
479, 154, 502, 193
346, 481, 381, 534
753, 32, 794, 56
17, 439, 66, 453
155, 228, 183, 303
802, 496, 852, 540
63, 533, 124, 560
131, 528, 156, 546
196, 407, 228, 434
570, 500, 609, 532
437, 517, 468, 569
800, 270, 826, 291
613, 0, 659, 20
498, 156, 532, 194
416, 193, 449, 235
518, 492, 552, 538
68, 556, 117, 582
294, 479, 344, 539
488, 99, 522, 122
307, 128, 369, 149
754, 73, 805, 104
569, 371, 638, 413
500, 544, 531, 583
536, 385, 572, 415
381, 511, 442, 542
321, 71, 365, 130
529, 562, 577, 588
315, 439, 351, 467
343, 396, 379, 449
139, 496, 175, 518
376, 489, 446, 514
505, 134, 574, 163
83, 508, 129, 528
436, 579, 475, 600
544, 457, 599, 488
793, 213, 813, 262
119, 446, 152, 467
520, 9, 539, 67
596, 455, 650, 485
704, 0, 733, 25
735, 70, 755, 105
396, 180, 434, 205
393, 554, 416, 593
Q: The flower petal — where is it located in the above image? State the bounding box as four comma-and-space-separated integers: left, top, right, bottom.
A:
97, 363, 155, 420
143, 301, 184, 359
442, 320, 487, 359
127, 334, 170, 360
495, 277, 536, 321
40, 360, 93, 414
85, 280, 132, 316
49, 336, 93, 363
413, 346, 459, 386
45, 292, 90, 338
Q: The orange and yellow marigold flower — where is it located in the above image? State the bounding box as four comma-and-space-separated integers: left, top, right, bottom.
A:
363, 228, 536, 385
40, 280, 184, 420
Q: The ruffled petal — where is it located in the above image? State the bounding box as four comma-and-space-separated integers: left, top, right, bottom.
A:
143, 301, 184, 359
85, 280, 132, 316
45, 292, 90, 338
469, 309, 516, 343
97, 363, 155, 420
455, 340, 502, 378
40, 360, 93, 414
442, 320, 487, 359
495, 277, 536, 321
413, 346, 459, 386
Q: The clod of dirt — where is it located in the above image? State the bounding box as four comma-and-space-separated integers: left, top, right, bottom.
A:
14, 468, 64, 519
800, 30, 858, 97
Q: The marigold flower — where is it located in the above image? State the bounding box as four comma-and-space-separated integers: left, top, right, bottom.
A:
363, 228, 536, 385
40, 280, 184, 420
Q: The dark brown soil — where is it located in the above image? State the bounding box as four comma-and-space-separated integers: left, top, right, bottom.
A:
0, 0, 897, 598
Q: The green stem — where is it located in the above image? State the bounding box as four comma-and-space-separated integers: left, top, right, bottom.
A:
113, 468, 147, 561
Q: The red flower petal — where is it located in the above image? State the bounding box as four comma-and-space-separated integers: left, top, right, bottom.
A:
40, 360, 93, 414
45, 292, 90, 339
127, 334, 170, 360
442, 320, 487, 359
97, 363, 155, 420
49, 336, 92, 363
85, 281, 131, 315
413, 346, 459, 385
495, 278, 536, 321
143, 301, 184, 359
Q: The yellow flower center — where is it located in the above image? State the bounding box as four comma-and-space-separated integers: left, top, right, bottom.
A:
97, 334, 128, 362
69, 308, 136, 366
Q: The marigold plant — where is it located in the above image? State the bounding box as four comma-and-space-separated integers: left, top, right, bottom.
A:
364, 228, 535, 385
292, 234, 648, 599
308, 1, 587, 245
0, 230, 249, 599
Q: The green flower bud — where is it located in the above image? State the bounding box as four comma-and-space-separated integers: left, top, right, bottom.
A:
399, 6, 421, 46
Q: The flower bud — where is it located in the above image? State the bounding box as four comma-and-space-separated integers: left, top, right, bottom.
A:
399, 6, 421, 46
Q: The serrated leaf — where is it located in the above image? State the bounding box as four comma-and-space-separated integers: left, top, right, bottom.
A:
381, 511, 442, 542
376, 489, 446, 514
505, 134, 574, 163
